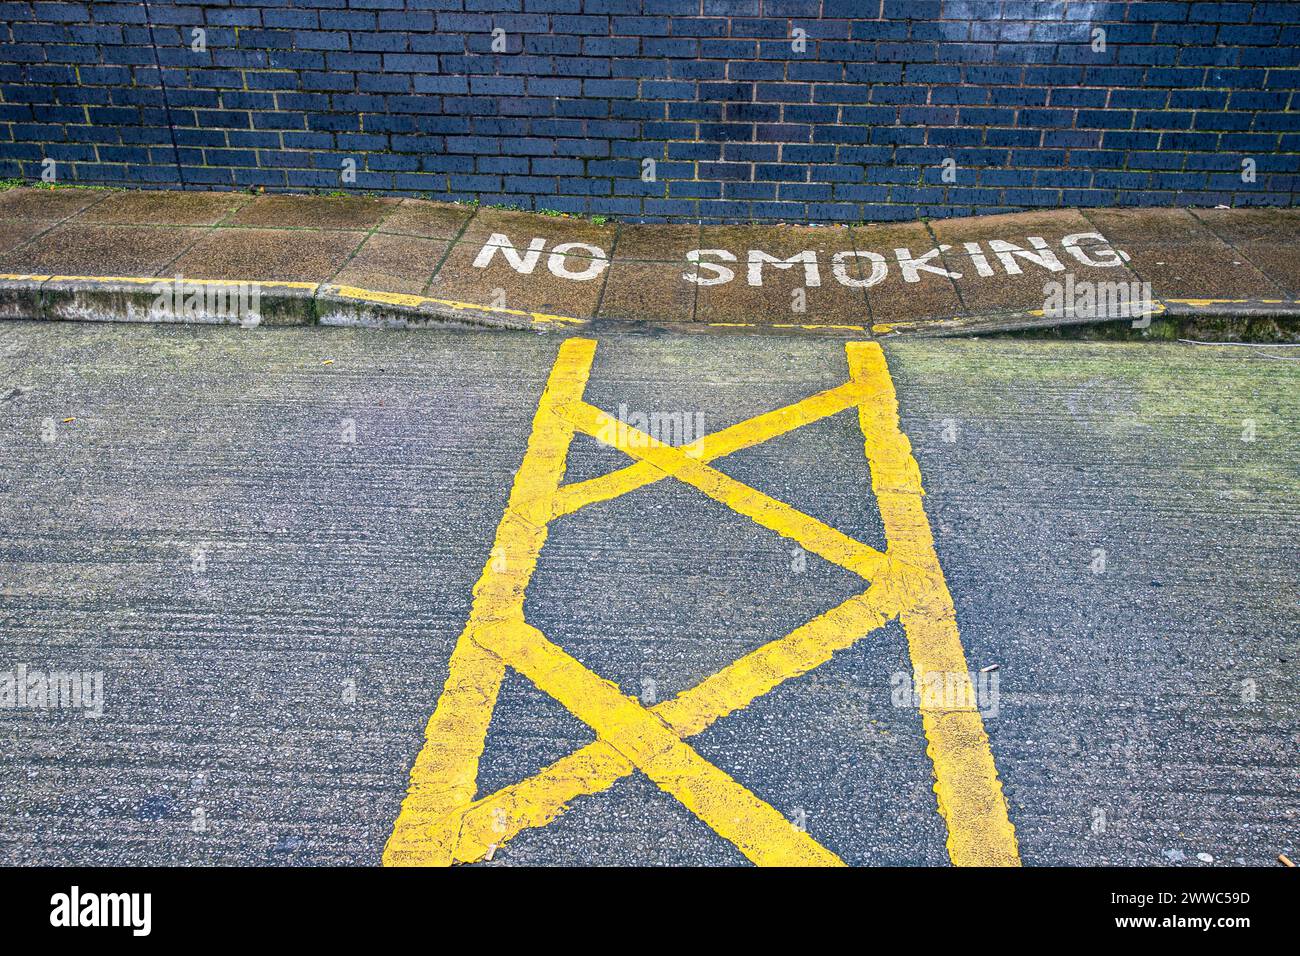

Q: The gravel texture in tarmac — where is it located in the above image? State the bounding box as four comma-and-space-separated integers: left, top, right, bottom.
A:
0, 322, 1294, 866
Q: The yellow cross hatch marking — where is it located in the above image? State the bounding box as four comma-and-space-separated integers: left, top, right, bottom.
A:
383, 337, 1019, 867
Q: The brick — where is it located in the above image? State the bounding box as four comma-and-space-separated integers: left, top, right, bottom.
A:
2, 0, 1291, 222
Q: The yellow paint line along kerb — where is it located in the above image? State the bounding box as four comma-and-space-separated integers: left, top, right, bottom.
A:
1026, 300, 1168, 319
329, 283, 588, 327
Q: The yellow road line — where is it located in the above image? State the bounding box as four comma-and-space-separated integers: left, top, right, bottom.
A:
383, 338, 596, 867
385, 337, 1017, 868
436, 584, 902, 864
848, 342, 1020, 867
472, 619, 844, 867
563, 399, 901, 583
551, 378, 874, 518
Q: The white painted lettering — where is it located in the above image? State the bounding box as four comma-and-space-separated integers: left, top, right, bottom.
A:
895, 245, 962, 282
747, 250, 820, 287
832, 250, 888, 288
473, 234, 546, 274
684, 249, 737, 286
547, 242, 608, 281
987, 237, 1065, 275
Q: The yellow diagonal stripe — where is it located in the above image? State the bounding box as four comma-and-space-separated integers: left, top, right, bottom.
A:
471, 619, 845, 867
563, 400, 906, 584
551, 378, 876, 518
439, 583, 903, 864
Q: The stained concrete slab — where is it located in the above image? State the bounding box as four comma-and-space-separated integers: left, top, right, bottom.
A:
932, 212, 1142, 315
73, 190, 250, 227
613, 223, 702, 263
228, 194, 397, 231
855, 221, 966, 326
597, 258, 696, 324
171, 228, 366, 284
1120, 243, 1285, 300
1192, 207, 1300, 245
0, 220, 51, 256
1080, 207, 1288, 300
694, 225, 870, 326
867, 280, 966, 326
376, 198, 474, 241
928, 209, 1141, 314
1234, 242, 1300, 296
698, 223, 856, 260
930, 208, 1097, 244
695, 273, 869, 327
0, 187, 107, 222
330, 234, 449, 296
937, 260, 1060, 316
1082, 207, 1218, 245
0, 223, 207, 277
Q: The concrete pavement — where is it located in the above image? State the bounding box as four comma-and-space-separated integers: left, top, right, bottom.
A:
2, 186, 1299, 336
0, 320, 1294, 866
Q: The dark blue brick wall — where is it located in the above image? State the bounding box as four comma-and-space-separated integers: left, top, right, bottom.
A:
0, 0, 1296, 222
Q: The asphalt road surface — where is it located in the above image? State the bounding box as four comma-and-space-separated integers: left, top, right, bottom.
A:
0, 320, 1295, 866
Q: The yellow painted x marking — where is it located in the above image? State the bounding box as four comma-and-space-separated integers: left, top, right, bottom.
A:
384, 338, 1019, 867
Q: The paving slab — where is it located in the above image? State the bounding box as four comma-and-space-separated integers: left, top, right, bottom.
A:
1192, 207, 1300, 245
1234, 242, 1300, 296
1081, 207, 1288, 300
72, 189, 250, 227
0, 220, 51, 255
930, 208, 1098, 244
596, 258, 696, 324
1082, 207, 1218, 245
0, 187, 107, 222
1119, 242, 1284, 300
171, 227, 366, 284
854, 222, 966, 326
228, 194, 397, 231
932, 211, 1142, 316
0, 223, 207, 277
376, 198, 474, 241
612, 222, 702, 263
330, 234, 449, 296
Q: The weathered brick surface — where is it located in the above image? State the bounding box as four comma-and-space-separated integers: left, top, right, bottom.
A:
0, 1, 1296, 222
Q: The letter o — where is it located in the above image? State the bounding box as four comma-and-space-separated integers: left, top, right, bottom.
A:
548, 242, 608, 281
